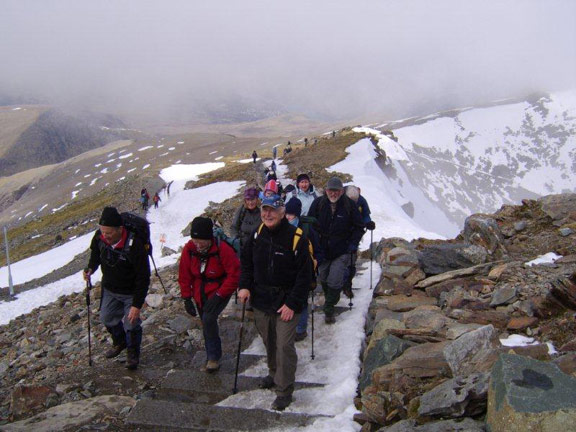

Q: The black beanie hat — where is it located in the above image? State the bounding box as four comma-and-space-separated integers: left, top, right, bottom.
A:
99, 206, 123, 227
296, 173, 310, 185
190, 217, 213, 240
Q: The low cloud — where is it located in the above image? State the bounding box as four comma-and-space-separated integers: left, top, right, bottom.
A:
1, 0, 574, 122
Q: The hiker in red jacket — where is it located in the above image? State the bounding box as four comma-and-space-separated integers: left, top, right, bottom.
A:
179, 217, 240, 373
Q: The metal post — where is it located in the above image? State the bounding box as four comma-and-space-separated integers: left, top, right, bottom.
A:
4, 226, 14, 297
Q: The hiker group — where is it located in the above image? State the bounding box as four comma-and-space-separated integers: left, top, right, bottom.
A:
83, 161, 375, 412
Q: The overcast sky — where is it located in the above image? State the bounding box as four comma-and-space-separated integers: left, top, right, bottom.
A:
1, 0, 575, 122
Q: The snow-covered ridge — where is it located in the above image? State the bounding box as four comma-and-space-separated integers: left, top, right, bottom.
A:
360, 90, 576, 235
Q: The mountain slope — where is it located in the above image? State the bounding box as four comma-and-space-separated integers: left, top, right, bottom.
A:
372, 90, 576, 236
0, 107, 130, 177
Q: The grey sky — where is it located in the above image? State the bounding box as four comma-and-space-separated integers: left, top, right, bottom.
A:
1, 0, 575, 122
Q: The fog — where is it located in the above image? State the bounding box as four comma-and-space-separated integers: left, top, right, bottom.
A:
1, 0, 575, 123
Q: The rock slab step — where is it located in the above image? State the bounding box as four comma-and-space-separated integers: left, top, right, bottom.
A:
158, 369, 323, 404
126, 399, 317, 431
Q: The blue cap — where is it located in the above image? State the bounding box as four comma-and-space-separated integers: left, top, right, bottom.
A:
261, 195, 284, 209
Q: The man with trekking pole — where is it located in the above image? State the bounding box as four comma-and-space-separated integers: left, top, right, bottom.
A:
237, 195, 313, 411
308, 177, 364, 324
83, 207, 150, 370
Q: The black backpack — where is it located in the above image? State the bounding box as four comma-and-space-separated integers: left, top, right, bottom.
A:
120, 212, 153, 256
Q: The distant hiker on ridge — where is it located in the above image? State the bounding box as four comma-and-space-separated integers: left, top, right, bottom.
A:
308, 176, 364, 324
238, 195, 313, 411
153, 192, 161, 209
252, 150, 258, 164
83, 207, 150, 370
179, 217, 240, 373
272, 146, 277, 159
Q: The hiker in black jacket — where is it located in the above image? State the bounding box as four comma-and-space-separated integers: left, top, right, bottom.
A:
238, 195, 313, 411
308, 177, 364, 324
230, 187, 261, 255
83, 207, 150, 370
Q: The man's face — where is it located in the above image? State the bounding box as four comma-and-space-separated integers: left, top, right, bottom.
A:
191, 238, 212, 253
326, 188, 343, 203
298, 179, 310, 192
285, 213, 297, 222
244, 197, 258, 210
100, 226, 123, 244
261, 206, 285, 229
264, 190, 275, 197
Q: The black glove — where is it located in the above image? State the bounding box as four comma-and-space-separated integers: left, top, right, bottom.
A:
365, 221, 376, 231
203, 294, 225, 315
183, 298, 197, 317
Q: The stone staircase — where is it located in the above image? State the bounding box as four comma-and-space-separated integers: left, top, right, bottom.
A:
126, 344, 325, 431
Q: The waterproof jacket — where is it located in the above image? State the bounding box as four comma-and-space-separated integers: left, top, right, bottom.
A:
178, 238, 240, 309
285, 187, 318, 216
308, 195, 364, 260
239, 218, 312, 314
357, 195, 372, 225
230, 205, 261, 252
87, 228, 151, 309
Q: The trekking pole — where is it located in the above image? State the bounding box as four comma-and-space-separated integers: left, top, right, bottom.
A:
310, 290, 315, 361
232, 301, 247, 394
84, 270, 93, 367
348, 253, 354, 310
370, 229, 374, 290
149, 255, 167, 294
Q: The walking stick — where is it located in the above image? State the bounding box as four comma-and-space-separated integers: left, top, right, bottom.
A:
310, 290, 315, 361
347, 253, 354, 310
149, 255, 167, 294
232, 301, 247, 394
85, 272, 93, 367
370, 229, 374, 290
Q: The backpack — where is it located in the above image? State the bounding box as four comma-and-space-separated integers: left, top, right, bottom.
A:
213, 225, 241, 255
97, 212, 152, 265
120, 212, 153, 256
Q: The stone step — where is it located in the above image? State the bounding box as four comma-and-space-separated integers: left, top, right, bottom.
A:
190, 351, 265, 375
158, 369, 324, 404
126, 399, 319, 431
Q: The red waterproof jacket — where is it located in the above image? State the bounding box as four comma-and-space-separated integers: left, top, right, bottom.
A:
178, 238, 240, 308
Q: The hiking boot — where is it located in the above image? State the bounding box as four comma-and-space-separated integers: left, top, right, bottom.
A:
205, 360, 220, 373
295, 331, 308, 342
259, 375, 275, 389
105, 343, 126, 359
271, 394, 292, 411
325, 314, 336, 324
125, 348, 139, 370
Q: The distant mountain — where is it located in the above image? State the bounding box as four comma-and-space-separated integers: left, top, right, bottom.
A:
0, 107, 130, 177
373, 90, 576, 236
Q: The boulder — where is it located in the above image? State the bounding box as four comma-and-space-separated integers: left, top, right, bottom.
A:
445, 323, 484, 340
145, 293, 164, 308
367, 319, 406, 353
386, 295, 437, 312
370, 341, 451, 396
487, 354, 576, 431
376, 418, 486, 431
3, 395, 136, 432
416, 263, 494, 289
490, 286, 518, 306
360, 335, 416, 392
418, 372, 489, 418
539, 193, 576, 223
443, 325, 501, 377
507, 316, 538, 331
462, 214, 508, 259
418, 243, 488, 275
403, 308, 447, 332
167, 315, 193, 334
10, 385, 58, 420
